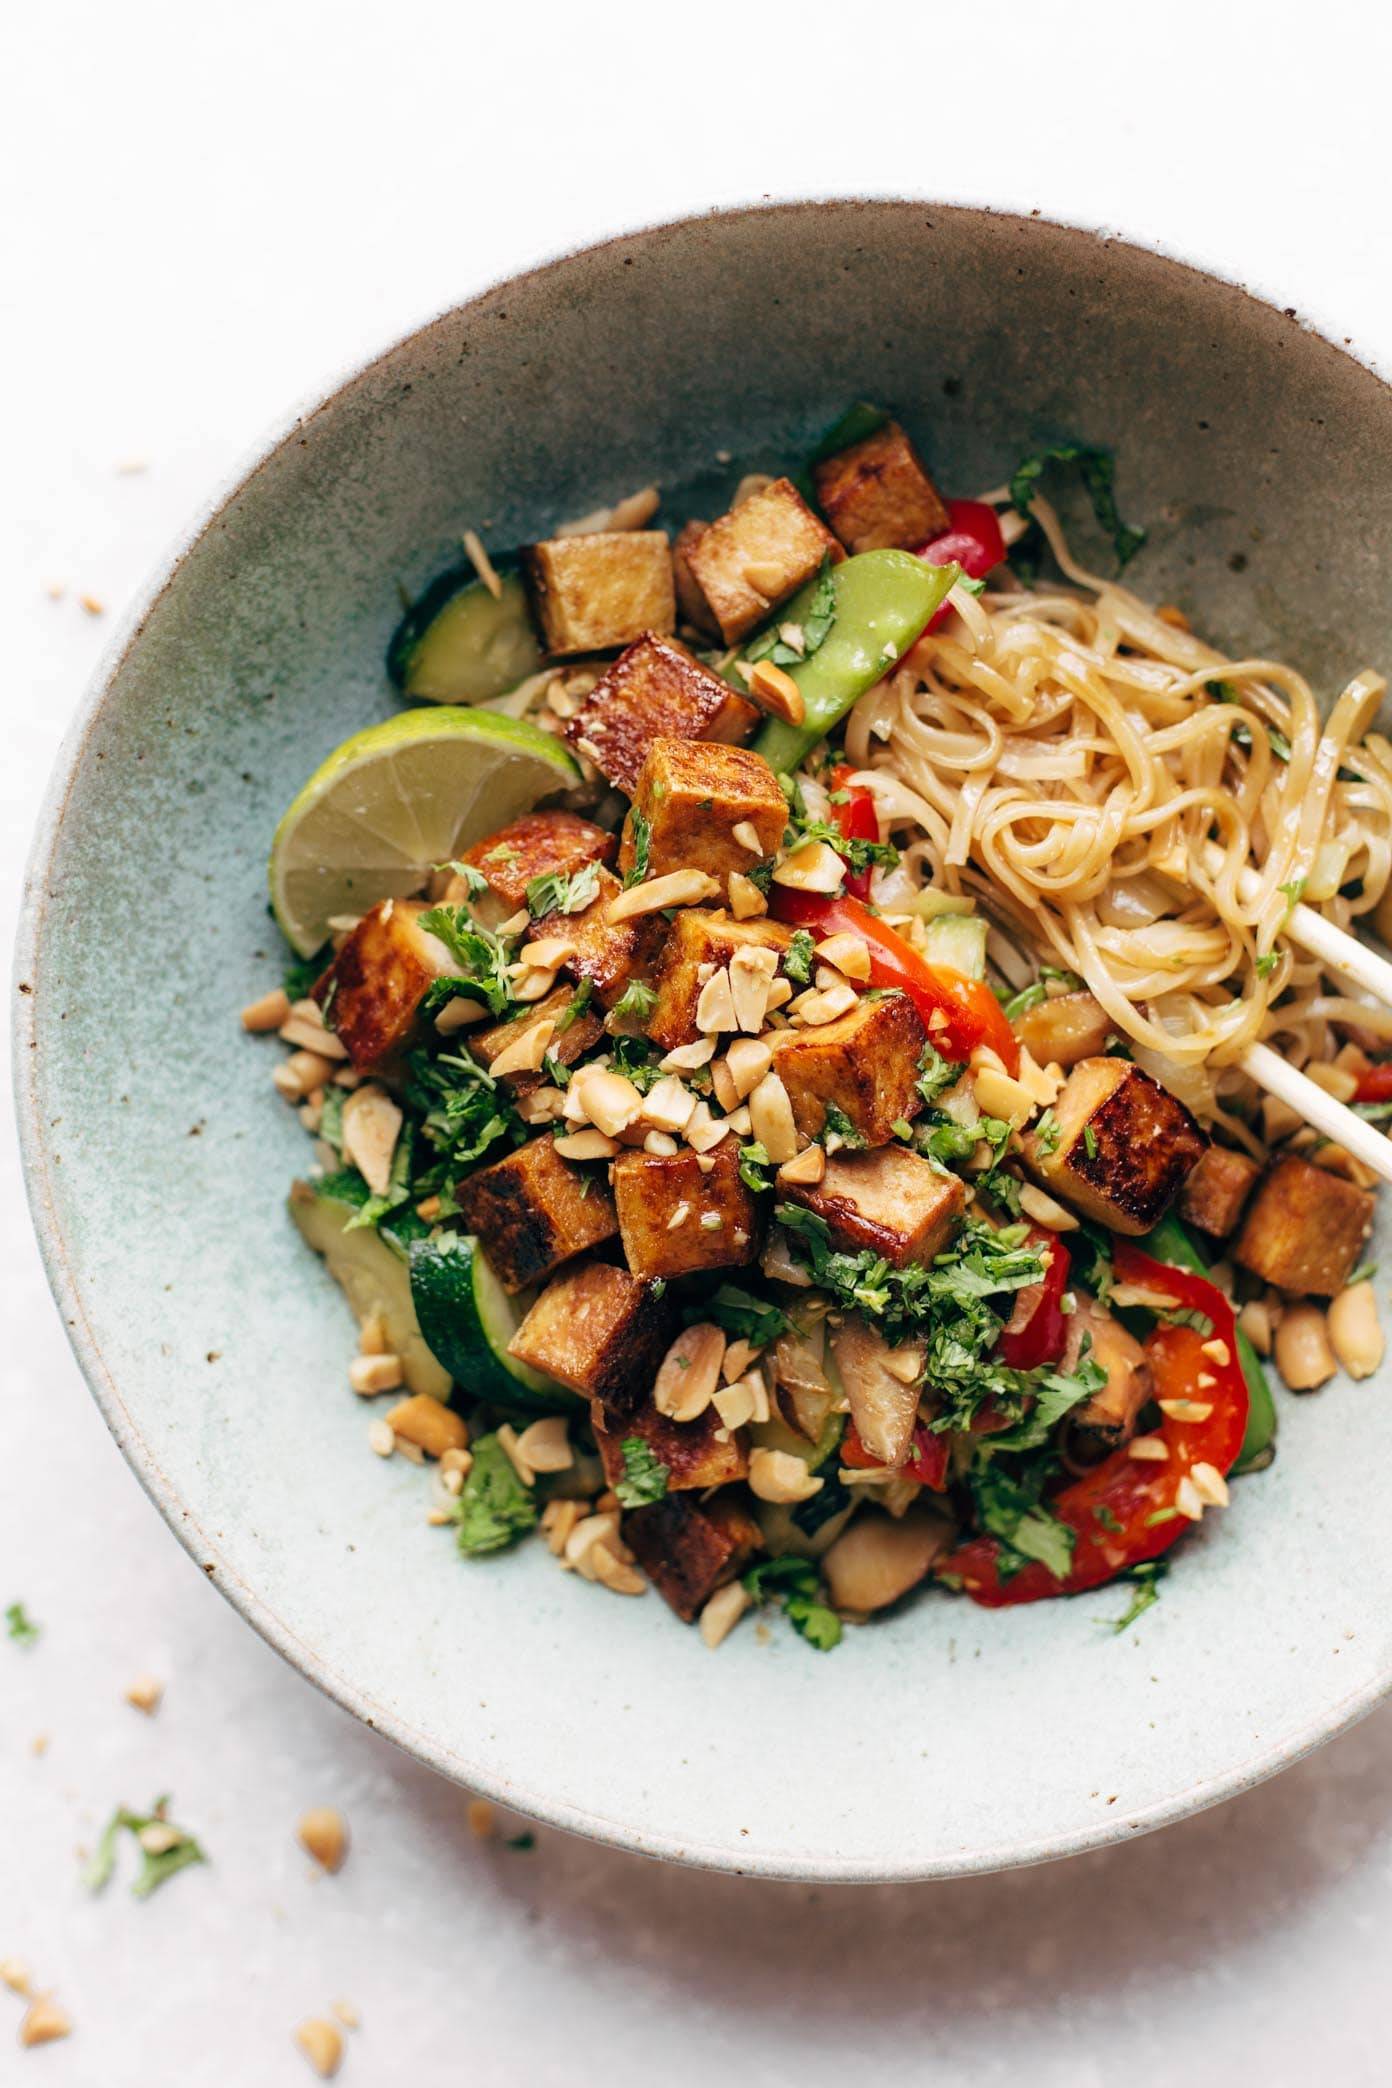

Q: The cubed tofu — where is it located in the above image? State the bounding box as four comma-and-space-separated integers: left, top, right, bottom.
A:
457, 811, 616, 911
647, 910, 794, 1050
612, 1141, 761, 1281
812, 420, 949, 553
472, 983, 604, 1092
564, 636, 758, 797
523, 532, 675, 656
1020, 1057, 1206, 1236
533, 866, 668, 1009
593, 1398, 749, 1494
1178, 1144, 1261, 1240
672, 519, 720, 635
683, 476, 842, 643
316, 898, 452, 1070
769, 989, 927, 1148
619, 737, 787, 885
454, 1133, 617, 1292
506, 1259, 673, 1414
779, 1145, 965, 1267
1233, 1155, 1375, 1297
622, 1491, 763, 1622
1012, 989, 1114, 1071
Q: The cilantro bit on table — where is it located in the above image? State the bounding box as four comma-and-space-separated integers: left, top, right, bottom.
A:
5, 1601, 40, 1647
83, 1797, 206, 1899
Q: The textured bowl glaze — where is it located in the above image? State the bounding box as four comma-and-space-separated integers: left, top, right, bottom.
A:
16, 202, 1392, 1881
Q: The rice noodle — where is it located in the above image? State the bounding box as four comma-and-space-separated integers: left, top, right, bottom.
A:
843, 496, 1392, 1083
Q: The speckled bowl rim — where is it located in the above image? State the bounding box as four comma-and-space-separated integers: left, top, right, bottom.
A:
14, 195, 1392, 1882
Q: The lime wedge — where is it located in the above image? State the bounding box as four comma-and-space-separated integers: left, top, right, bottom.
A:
269, 707, 581, 956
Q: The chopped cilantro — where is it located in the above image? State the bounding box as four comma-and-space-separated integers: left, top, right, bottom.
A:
1109, 1559, 1168, 1633
83, 1798, 206, 1899
1033, 1109, 1061, 1158
400, 1048, 526, 1213
1002, 980, 1047, 1018
454, 1433, 539, 1555
6, 1601, 39, 1647
552, 979, 594, 1035
283, 945, 330, 1001
699, 1284, 791, 1347
891, 1116, 914, 1141
417, 907, 517, 1017
481, 841, 521, 866
1082, 1123, 1098, 1160
623, 810, 652, 888
1255, 951, 1280, 979
916, 1041, 965, 1107
1009, 441, 1146, 570
743, 1555, 842, 1652
525, 860, 601, 920
970, 1458, 1076, 1581
1278, 877, 1306, 911
784, 929, 816, 986
607, 1034, 664, 1093
1093, 1504, 1124, 1533
745, 556, 838, 670
615, 1436, 669, 1508
819, 1103, 865, 1152
506, 1831, 537, 1851
738, 1141, 774, 1193
434, 859, 491, 898
541, 1053, 572, 1088
609, 978, 657, 1026
1347, 1261, 1378, 1288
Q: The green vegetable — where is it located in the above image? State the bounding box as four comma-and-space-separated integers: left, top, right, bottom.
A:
623, 809, 652, 887
526, 860, 601, 920
609, 978, 657, 1026
783, 928, 816, 986
744, 557, 838, 669
1032, 1109, 1061, 1158
290, 1174, 450, 1402
1135, 1213, 1277, 1472
1009, 442, 1146, 571
809, 400, 889, 466
5, 1601, 39, 1647
697, 1284, 791, 1347
738, 1141, 774, 1192
743, 1555, 842, 1651
916, 1041, 965, 1106
918, 911, 988, 982
751, 551, 958, 772
402, 1047, 527, 1208
416, 908, 518, 1018
506, 1831, 537, 1851
83, 1798, 206, 1899
409, 1233, 576, 1414
454, 1432, 540, 1555
284, 945, 330, 1001
615, 1437, 669, 1508
819, 1104, 865, 1152
387, 561, 545, 704
971, 1459, 1076, 1581
1109, 1559, 1168, 1633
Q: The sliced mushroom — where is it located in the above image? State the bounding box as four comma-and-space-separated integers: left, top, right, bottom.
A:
830, 1314, 920, 1466
823, 1506, 955, 1613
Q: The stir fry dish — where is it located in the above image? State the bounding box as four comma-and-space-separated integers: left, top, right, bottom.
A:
246, 406, 1392, 1650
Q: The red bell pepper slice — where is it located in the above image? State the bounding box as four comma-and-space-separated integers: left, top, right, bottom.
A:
1354, 1062, 1392, 1103
842, 1418, 950, 1492
916, 499, 1007, 631
827, 762, 880, 899
997, 1228, 1071, 1370
939, 1245, 1248, 1606
770, 887, 1020, 1073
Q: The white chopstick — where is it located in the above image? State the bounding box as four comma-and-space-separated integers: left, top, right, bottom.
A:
1199, 843, 1392, 1005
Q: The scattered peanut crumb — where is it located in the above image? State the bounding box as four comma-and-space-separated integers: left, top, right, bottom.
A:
0, 1958, 32, 1996
115, 459, 148, 476
331, 2000, 359, 2032
467, 1797, 497, 1839
44, 583, 65, 602
79, 594, 105, 617
297, 1807, 349, 1874
30, 1735, 49, 1757
19, 1996, 72, 2048
124, 1674, 163, 1716
293, 2017, 343, 2078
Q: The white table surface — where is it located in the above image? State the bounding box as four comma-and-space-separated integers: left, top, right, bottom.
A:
6, 5, 1392, 2081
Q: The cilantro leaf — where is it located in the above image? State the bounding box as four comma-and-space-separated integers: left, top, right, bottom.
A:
454, 1434, 538, 1555
609, 978, 657, 1026
434, 859, 491, 898
784, 929, 816, 986
1109, 1559, 1168, 1633
1009, 441, 1146, 570
553, 979, 594, 1035
401, 1047, 526, 1211
623, 810, 652, 889
819, 1103, 865, 1152
5, 1601, 39, 1647
743, 1555, 842, 1651
615, 1436, 669, 1508
83, 1798, 206, 1899
417, 907, 517, 1017
698, 1284, 791, 1347
283, 945, 330, 1001
738, 1141, 774, 1193
971, 1459, 1076, 1581
525, 860, 601, 920
745, 556, 839, 670
916, 1041, 965, 1107
1032, 1108, 1061, 1158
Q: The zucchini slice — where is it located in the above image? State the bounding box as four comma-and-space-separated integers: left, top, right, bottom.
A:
408, 1232, 578, 1415
919, 911, 988, 981
289, 1175, 449, 1402
387, 562, 546, 705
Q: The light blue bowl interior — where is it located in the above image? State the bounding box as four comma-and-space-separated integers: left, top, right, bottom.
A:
17, 202, 1392, 1880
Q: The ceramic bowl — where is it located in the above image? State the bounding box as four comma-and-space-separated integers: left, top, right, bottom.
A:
17, 201, 1392, 1881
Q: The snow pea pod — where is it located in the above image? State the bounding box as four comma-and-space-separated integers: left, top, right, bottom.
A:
750, 549, 957, 773
1137, 1212, 1277, 1473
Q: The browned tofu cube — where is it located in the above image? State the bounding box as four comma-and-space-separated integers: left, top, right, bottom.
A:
564, 635, 758, 796
1012, 989, 1114, 1071
593, 1398, 750, 1494
612, 1141, 761, 1281
622, 1491, 763, 1621
454, 1132, 617, 1292
769, 989, 927, 1148
506, 1260, 673, 1414
683, 477, 842, 643
532, 866, 668, 1010
647, 910, 794, 1050
1021, 1057, 1207, 1236
619, 737, 787, 885
672, 519, 720, 636
778, 1145, 964, 1267
472, 983, 604, 1093
316, 898, 452, 1069
812, 420, 949, 553
1178, 1144, 1261, 1240
1233, 1155, 1375, 1296
457, 811, 616, 911
523, 532, 675, 656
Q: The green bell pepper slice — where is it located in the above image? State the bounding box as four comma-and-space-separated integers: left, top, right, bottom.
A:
749, 549, 958, 773
1136, 1212, 1277, 1473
